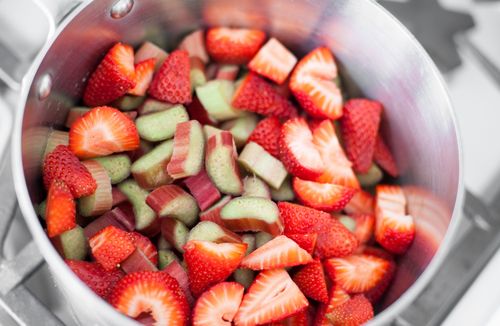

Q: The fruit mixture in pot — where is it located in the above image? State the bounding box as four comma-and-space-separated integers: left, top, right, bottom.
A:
38, 27, 415, 325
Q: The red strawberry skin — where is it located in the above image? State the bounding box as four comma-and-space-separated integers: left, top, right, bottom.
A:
314, 220, 358, 259
341, 99, 382, 173
108, 271, 189, 325
89, 225, 135, 271
46, 179, 76, 237
326, 294, 374, 325
287, 233, 318, 254
247, 116, 282, 157
148, 49, 191, 104
362, 247, 397, 303
374, 134, 399, 177
129, 232, 158, 265
279, 202, 332, 235
206, 27, 266, 64
232, 73, 298, 119
293, 260, 329, 303
83, 42, 136, 107
66, 260, 124, 299
128, 58, 156, 96
43, 145, 97, 198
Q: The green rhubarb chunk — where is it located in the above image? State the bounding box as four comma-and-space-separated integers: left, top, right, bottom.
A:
255, 232, 273, 248
94, 154, 132, 185
221, 113, 258, 148
159, 193, 199, 227
54, 226, 88, 260
158, 236, 173, 250
118, 179, 156, 231
243, 175, 271, 198
65, 107, 89, 128
191, 67, 207, 89
187, 221, 241, 243
135, 105, 189, 141
167, 120, 205, 179
196, 80, 243, 121
338, 215, 356, 233
78, 160, 112, 217
203, 125, 224, 139
113, 95, 146, 111
140, 99, 175, 115
38, 200, 47, 220
270, 176, 295, 201
43, 130, 69, 158
234, 268, 255, 289
162, 218, 189, 253
158, 249, 179, 270
131, 139, 174, 189
238, 142, 288, 189
356, 163, 383, 188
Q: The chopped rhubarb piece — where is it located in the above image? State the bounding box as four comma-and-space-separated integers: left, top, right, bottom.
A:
255, 232, 273, 248
65, 107, 89, 129
94, 154, 131, 185
238, 142, 288, 190
203, 125, 224, 139
199, 195, 232, 226
233, 234, 256, 288
135, 105, 189, 142
138, 98, 176, 116
131, 139, 174, 190
120, 248, 158, 274
112, 95, 145, 111
161, 218, 189, 253
146, 185, 199, 227
79, 160, 112, 217
83, 207, 128, 239
243, 175, 271, 199
190, 56, 207, 89
186, 96, 217, 126
187, 221, 242, 244
52, 225, 88, 261
357, 164, 383, 187
220, 113, 258, 149
166, 120, 205, 179
196, 80, 243, 121
135, 41, 168, 70
183, 169, 221, 211
205, 131, 243, 195
270, 177, 295, 202
220, 197, 283, 236
216, 64, 240, 81
127, 139, 154, 162
118, 179, 156, 231
44, 130, 69, 158
158, 249, 179, 270
114, 202, 136, 231
164, 260, 195, 307
248, 37, 297, 84
178, 29, 209, 63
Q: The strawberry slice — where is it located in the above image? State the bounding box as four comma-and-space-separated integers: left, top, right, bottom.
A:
69, 106, 140, 159
108, 271, 189, 325
193, 282, 244, 326
375, 185, 415, 254
183, 240, 247, 297
349, 214, 375, 245
286, 233, 318, 254
293, 260, 329, 303
362, 247, 396, 304
278, 201, 332, 235
292, 177, 356, 212
240, 235, 313, 270
315, 286, 351, 326
232, 73, 298, 119
66, 260, 123, 299
129, 232, 158, 265
206, 27, 266, 64
341, 99, 383, 173
128, 58, 156, 96
83, 42, 136, 107
234, 269, 309, 325
312, 120, 359, 189
46, 179, 76, 237
89, 225, 135, 270
314, 220, 358, 259
324, 254, 391, 293
248, 37, 297, 84
148, 49, 191, 104
279, 118, 324, 180
325, 291, 374, 325
247, 116, 282, 157
43, 145, 97, 198
290, 47, 342, 120
269, 308, 311, 326
344, 190, 374, 215
373, 134, 399, 177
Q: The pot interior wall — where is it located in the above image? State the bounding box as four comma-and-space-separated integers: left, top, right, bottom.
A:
20, 0, 460, 318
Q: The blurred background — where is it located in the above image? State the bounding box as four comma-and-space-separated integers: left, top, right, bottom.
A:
0, 0, 499, 325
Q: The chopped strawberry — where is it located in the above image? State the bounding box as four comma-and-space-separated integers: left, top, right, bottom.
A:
247, 116, 282, 157
286, 233, 318, 254
269, 308, 311, 326
69, 106, 140, 159
325, 290, 374, 325
148, 49, 191, 104
178, 29, 209, 63
362, 247, 396, 303
128, 58, 156, 96
324, 254, 391, 293
293, 260, 329, 303
193, 282, 244, 326
128, 232, 158, 265
183, 240, 247, 296
290, 47, 343, 120
66, 260, 124, 299
375, 185, 415, 254
278, 202, 332, 235
248, 37, 297, 84
232, 73, 298, 119
43, 145, 97, 198
83, 42, 136, 106
46, 179, 76, 237
341, 99, 383, 173
349, 214, 375, 245
89, 225, 135, 271
315, 286, 351, 326
312, 120, 359, 189
240, 235, 313, 270
314, 220, 358, 259
293, 177, 357, 212
344, 190, 374, 215
108, 271, 189, 325
206, 27, 266, 64
234, 269, 309, 325
374, 134, 399, 177
279, 118, 324, 180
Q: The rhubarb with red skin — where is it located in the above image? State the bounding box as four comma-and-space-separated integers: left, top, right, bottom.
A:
186, 96, 217, 126
135, 41, 168, 70
131, 139, 174, 190
120, 248, 158, 274
161, 218, 189, 253
187, 221, 242, 244
84, 207, 129, 239
216, 64, 239, 81
199, 195, 232, 226
183, 169, 221, 211
167, 120, 205, 179
111, 187, 128, 207
164, 260, 195, 307
146, 185, 199, 227
178, 29, 209, 63
44, 130, 69, 158
65, 107, 89, 129
79, 160, 112, 217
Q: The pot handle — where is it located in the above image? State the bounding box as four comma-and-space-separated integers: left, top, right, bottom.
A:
0, 0, 82, 91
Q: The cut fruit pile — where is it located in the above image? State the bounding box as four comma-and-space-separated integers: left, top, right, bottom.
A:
39, 27, 415, 326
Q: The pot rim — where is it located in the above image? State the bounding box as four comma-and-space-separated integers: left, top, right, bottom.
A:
11, 0, 464, 325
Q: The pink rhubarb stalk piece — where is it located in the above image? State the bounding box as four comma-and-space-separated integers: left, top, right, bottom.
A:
120, 248, 158, 274
167, 120, 205, 179
164, 260, 195, 307
216, 64, 239, 81
178, 29, 209, 63
146, 185, 199, 227
184, 169, 221, 211
199, 195, 232, 226
135, 41, 168, 70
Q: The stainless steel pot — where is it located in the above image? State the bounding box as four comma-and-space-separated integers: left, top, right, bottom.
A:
7, 0, 463, 324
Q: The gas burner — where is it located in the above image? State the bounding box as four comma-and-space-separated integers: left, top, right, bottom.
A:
379, 0, 475, 73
